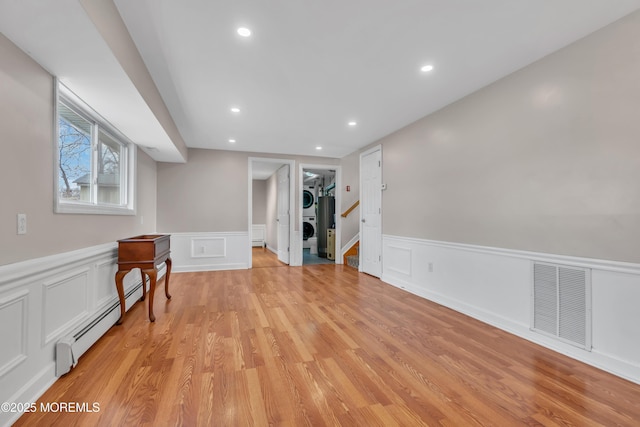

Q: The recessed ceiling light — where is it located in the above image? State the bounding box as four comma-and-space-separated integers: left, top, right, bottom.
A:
421, 64, 434, 73
315, 146, 322, 150
230, 107, 240, 113
348, 121, 357, 127
237, 27, 252, 37
228, 139, 236, 144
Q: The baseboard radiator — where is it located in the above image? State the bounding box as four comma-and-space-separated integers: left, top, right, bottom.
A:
55, 281, 144, 376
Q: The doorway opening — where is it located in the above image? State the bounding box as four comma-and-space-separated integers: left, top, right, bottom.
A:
300, 165, 341, 265
248, 158, 296, 268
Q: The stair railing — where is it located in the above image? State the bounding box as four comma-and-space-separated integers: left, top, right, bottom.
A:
341, 200, 359, 218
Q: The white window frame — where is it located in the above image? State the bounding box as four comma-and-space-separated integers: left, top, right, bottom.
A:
54, 81, 136, 215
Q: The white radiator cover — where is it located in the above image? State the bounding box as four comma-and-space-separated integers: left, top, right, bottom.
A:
532, 262, 591, 349
251, 224, 266, 247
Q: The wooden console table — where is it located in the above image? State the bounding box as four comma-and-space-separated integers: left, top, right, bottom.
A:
115, 234, 172, 324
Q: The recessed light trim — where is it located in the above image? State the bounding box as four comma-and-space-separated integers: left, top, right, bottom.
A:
228, 139, 236, 143
315, 146, 323, 150
421, 64, 434, 73
237, 27, 252, 37
230, 107, 241, 113
348, 121, 357, 127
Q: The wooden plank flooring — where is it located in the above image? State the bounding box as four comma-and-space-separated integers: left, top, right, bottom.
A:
251, 246, 287, 269
15, 249, 640, 426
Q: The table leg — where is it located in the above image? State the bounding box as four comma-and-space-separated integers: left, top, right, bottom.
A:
164, 257, 172, 299
143, 267, 158, 322
115, 270, 128, 325
140, 269, 147, 301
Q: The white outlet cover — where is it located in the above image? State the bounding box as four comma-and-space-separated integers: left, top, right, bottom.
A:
17, 213, 27, 234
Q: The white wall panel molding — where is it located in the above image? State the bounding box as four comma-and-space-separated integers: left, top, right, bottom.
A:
0, 290, 28, 378
191, 236, 226, 258
95, 258, 118, 311
386, 244, 412, 276
42, 268, 90, 346
0, 243, 117, 290
0, 242, 151, 427
381, 234, 640, 384
386, 235, 640, 275
168, 232, 250, 272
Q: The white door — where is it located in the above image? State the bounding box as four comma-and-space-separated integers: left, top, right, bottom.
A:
276, 165, 290, 264
360, 148, 382, 277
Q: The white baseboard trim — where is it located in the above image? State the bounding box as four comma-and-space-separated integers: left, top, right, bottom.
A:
381, 234, 640, 385
173, 262, 248, 273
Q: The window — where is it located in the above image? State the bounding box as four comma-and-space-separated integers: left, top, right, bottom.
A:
55, 82, 135, 214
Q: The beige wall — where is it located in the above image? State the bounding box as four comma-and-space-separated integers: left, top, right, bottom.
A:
339, 150, 361, 246
252, 180, 267, 224
376, 11, 640, 263
156, 149, 248, 232
0, 33, 157, 266
157, 149, 339, 234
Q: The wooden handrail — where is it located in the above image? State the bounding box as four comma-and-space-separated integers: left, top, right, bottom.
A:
341, 200, 359, 218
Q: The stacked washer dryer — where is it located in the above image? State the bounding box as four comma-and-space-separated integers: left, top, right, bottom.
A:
302, 185, 318, 254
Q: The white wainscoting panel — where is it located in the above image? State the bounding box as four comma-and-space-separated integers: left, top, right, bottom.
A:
191, 236, 226, 258
251, 224, 266, 247
381, 234, 640, 385
169, 232, 250, 272
42, 268, 90, 346
590, 269, 640, 373
95, 258, 117, 310
0, 242, 151, 427
0, 291, 28, 378
386, 244, 412, 276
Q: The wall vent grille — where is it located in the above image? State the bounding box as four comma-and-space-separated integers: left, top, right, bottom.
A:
532, 262, 591, 350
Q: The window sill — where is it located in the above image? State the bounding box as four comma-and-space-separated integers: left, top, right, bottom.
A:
55, 201, 135, 216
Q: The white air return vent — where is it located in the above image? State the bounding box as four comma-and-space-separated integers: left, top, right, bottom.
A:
531, 262, 591, 350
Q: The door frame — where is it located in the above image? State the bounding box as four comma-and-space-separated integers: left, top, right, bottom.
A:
248, 157, 296, 267
359, 145, 382, 276
299, 163, 342, 264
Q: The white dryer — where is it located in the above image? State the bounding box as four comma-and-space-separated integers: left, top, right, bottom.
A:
303, 186, 317, 217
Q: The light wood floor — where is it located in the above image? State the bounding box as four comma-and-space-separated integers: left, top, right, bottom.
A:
251, 246, 287, 268
16, 249, 640, 426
